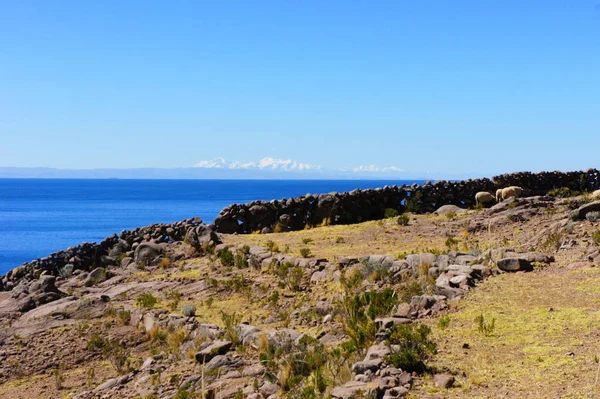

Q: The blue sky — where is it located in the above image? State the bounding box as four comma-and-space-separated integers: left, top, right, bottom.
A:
0, 1, 598, 176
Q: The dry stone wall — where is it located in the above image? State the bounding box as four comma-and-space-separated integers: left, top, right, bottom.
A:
214, 168, 600, 234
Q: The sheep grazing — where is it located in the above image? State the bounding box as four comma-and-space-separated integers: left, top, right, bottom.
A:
501, 186, 524, 201
475, 191, 495, 206
495, 188, 504, 202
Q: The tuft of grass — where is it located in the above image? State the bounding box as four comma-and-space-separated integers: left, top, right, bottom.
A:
136, 292, 159, 309
438, 315, 450, 329
397, 214, 410, 226
220, 247, 234, 267
475, 313, 496, 336
300, 247, 312, 258
384, 208, 399, 218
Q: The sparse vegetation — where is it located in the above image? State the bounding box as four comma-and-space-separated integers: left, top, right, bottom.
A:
220, 247, 234, 267
385, 323, 437, 372
299, 247, 312, 258
136, 292, 159, 309
384, 208, 399, 218
475, 313, 496, 336
397, 214, 410, 226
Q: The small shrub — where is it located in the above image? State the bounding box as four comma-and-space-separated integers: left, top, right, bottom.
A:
475, 313, 496, 336
445, 211, 457, 220
593, 230, 600, 245
385, 323, 437, 372
136, 293, 159, 309
159, 257, 172, 269
547, 187, 580, 198
543, 232, 564, 250
445, 237, 459, 251
86, 333, 106, 351
397, 214, 410, 226
234, 251, 248, 269
275, 262, 304, 292
405, 197, 420, 213
270, 290, 280, 305
302, 238, 313, 245
384, 208, 399, 218
438, 315, 450, 329
52, 366, 65, 390
117, 309, 131, 325
335, 236, 345, 244
181, 304, 196, 317
220, 247, 234, 267
221, 311, 242, 346
300, 248, 312, 258
103, 340, 131, 374
265, 240, 280, 253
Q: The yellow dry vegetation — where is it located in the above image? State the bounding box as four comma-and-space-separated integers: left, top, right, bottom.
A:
411, 268, 600, 399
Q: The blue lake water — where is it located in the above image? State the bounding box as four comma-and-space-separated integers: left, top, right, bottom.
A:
0, 179, 422, 274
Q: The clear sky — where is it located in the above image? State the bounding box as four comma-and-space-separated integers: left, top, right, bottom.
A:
1, 1, 598, 176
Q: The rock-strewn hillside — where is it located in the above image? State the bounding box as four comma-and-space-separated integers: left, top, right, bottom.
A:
2, 194, 600, 399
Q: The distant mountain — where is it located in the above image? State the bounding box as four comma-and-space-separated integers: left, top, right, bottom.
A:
0, 158, 483, 180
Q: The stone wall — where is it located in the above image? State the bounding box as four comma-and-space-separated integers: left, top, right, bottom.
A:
0, 218, 205, 291
214, 168, 600, 234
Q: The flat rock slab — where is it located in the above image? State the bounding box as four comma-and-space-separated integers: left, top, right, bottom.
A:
497, 257, 533, 272
195, 340, 232, 363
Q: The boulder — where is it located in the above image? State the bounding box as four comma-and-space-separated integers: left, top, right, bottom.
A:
134, 241, 164, 265
434, 205, 466, 215
195, 340, 232, 363
331, 381, 372, 399
83, 267, 107, 287
572, 201, 600, 220
433, 373, 455, 389
496, 257, 533, 272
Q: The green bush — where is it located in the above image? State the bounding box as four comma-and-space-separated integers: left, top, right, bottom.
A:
593, 230, 600, 245
438, 315, 450, 329
385, 323, 437, 372
275, 262, 304, 292
136, 293, 159, 309
302, 238, 313, 245
397, 214, 410, 226
220, 247, 234, 267
384, 208, 399, 218
234, 251, 248, 268
300, 248, 312, 258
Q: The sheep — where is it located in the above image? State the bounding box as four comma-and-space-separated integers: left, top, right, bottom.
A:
475, 191, 495, 206
501, 186, 523, 201
496, 188, 504, 202
592, 189, 600, 200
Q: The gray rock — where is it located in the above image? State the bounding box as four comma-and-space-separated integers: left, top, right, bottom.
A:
434, 204, 466, 215
351, 359, 381, 374
497, 257, 533, 272
83, 267, 107, 287
573, 201, 600, 220
433, 373, 455, 388
134, 241, 164, 265
331, 381, 371, 399
195, 340, 232, 363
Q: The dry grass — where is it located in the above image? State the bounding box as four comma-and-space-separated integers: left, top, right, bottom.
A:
410, 266, 600, 399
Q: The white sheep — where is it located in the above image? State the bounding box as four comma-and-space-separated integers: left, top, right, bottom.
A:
475, 191, 495, 206
591, 189, 600, 200
495, 188, 504, 202
501, 186, 524, 201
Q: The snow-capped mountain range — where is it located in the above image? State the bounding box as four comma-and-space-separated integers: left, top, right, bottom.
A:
194, 157, 405, 175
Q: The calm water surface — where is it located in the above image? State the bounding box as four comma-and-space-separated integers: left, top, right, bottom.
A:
0, 179, 422, 273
